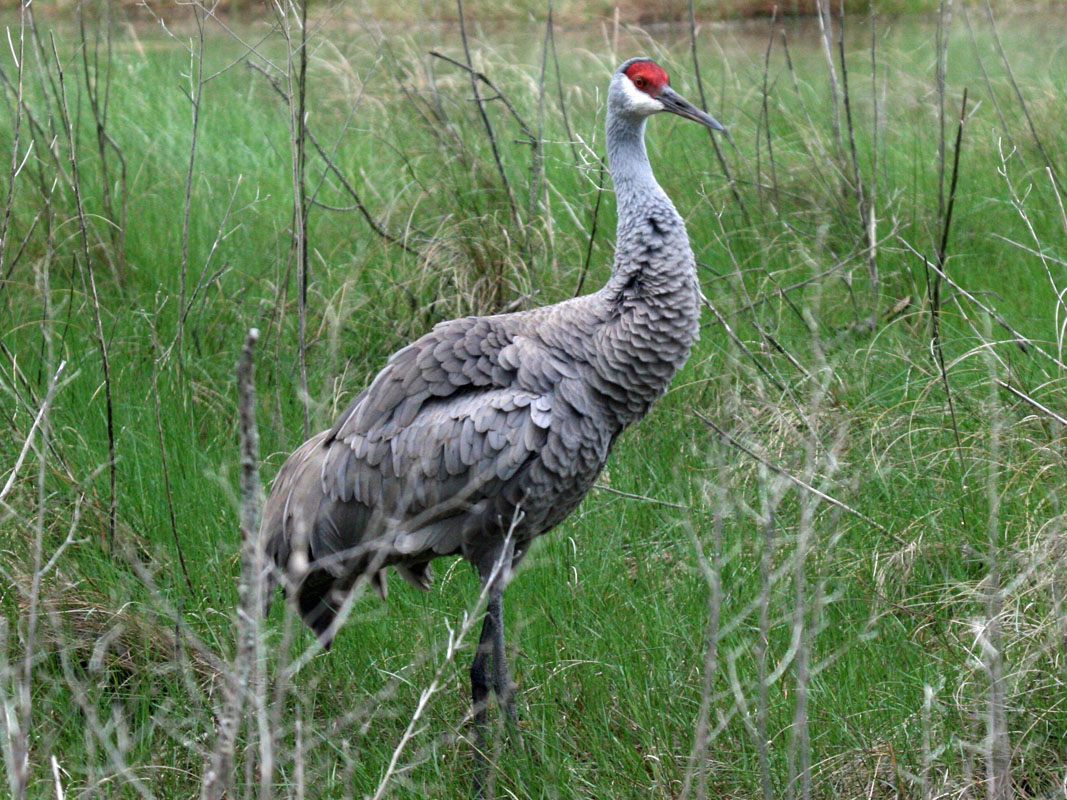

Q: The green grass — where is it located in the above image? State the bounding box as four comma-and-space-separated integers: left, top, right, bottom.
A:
2, 4, 1067, 798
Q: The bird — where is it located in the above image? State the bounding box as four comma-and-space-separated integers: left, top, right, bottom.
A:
258, 56, 724, 787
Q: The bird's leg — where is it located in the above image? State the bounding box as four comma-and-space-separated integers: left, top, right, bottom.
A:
470, 601, 496, 744
470, 534, 523, 798
487, 591, 523, 745
470, 606, 496, 799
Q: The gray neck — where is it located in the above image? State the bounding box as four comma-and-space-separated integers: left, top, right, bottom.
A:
606, 113, 672, 228
604, 109, 692, 295
587, 104, 701, 418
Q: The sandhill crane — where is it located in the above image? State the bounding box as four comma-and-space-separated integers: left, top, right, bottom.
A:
259, 56, 724, 786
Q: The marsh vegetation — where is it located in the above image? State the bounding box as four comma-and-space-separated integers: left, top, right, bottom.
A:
2, 2, 1066, 797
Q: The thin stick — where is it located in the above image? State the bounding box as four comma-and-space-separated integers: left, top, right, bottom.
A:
925, 254, 968, 531
814, 0, 843, 163
151, 322, 193, 596
592, 483, 688, 510
755, 471, 782, 800
454, 0, 520, 230
995, 379, 1067, 427
702, 296, 786, 393
979, 316, 1011, 800
693, 409, 893, 537
13, 297, 63, 800
547, 0, 579, 165
175, 4, 208, 368
838, 12, 878, 320
52, 34, 117, 550
248, 61, 419, 256
0, 2, 27, 282
201, 328, 264, 800
679, 462, 725, 800
982, 0, 1058, 184
573, 160, 604, 298
687, 0, 748, 223
530, 10, 549, 226
960, 3, 1018, 164
757, 10, 780, 215
427, 50, 535, 141
78, 2, 126, 281
281, 0, 313, 439
927, 91, 970, 528
936, 89, 968, 271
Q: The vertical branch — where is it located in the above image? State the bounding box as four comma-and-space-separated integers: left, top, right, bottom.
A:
979, 315, 1011, 800
530, 9, 549, 225
238, 327, 270, 800
687, 0, 748, 224
837, 12, 876, 323
921, 685, 934, 800
755, 471, 783, 800
547, 0, 579, 165
814, 0, 843, 163
937, 89, 968, 271
982, 0, 1058, 185
928, 92, 969, 526
787, 447, 821, 800
175, 5, 208, 368
289, 0, 312, 439
0, 2, 28, 280
52, 34, 117, 550
8, 211, 62, 800
456, 0, 520, 231
202, 328, 265, 800
679, 450, 726, 800
14, 366, 65, 800
868, 7, 880, 305
573, 160, 604, 298
151, 310, 193, 596
934, 0, 953, 247
757, 10, 780, 215
78, 0, 126, 281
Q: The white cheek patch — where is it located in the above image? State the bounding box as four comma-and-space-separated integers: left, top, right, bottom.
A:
621, 76, 664, 116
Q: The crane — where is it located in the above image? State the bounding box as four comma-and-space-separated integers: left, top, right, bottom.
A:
259, 56, 725, 789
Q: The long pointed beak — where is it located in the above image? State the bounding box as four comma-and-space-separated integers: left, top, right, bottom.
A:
658, 86, 725, 132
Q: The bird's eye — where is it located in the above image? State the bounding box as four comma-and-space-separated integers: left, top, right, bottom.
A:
634, 76, 646, 89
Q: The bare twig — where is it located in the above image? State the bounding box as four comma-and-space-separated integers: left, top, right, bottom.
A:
573, 160, 604, 298
78, 2, 126, 281
547, 0, 579, 165
701, 295, 786, 393
814, 0, 843, 163
452, 0, 520, 230
592, 483, 688, 510
693, 410, 893, 538
687, 0, 748, 223
679, 452, 726, 800
0, 2, 27, 283
248, 59, 420, 256
174, 4, 208, 368
995, 379, 1067, 427
755, 469, 785, 800
982, 0, 1059, 185
150, 311, 193, 597
52, 34, 118, 550
979, 317, 1011, 800
0, 361, 67, 506
201, 328, 265, 800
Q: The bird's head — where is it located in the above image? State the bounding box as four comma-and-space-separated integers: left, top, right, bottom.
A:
609, 57, 725, 132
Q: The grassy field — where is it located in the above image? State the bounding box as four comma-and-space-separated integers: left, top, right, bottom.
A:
2, 2, 1067, 798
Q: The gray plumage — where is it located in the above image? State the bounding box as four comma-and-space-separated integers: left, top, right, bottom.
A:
258, 57, 724, 782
